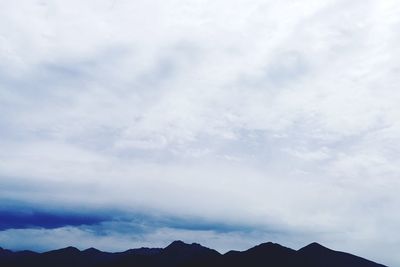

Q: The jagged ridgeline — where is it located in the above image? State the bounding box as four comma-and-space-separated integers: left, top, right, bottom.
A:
0, 241, 387, 267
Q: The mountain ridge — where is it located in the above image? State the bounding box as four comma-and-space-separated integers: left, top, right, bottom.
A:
0, 240, 388, 267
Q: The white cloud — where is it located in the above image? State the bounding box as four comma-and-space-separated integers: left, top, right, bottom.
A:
1, 0, 400, 265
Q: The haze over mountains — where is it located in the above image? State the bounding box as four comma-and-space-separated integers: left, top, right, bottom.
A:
0, 240, 388, 267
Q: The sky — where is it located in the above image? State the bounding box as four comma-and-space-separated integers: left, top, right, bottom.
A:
0, 0, 399, 265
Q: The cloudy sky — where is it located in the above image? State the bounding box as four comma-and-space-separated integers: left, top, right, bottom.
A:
1, 0, 400, 265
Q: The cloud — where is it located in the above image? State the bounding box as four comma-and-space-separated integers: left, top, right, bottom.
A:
0, 209, 107, 231
1, 0, 400, 265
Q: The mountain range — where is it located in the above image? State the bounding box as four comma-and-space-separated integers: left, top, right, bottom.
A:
0, 240, 388, 267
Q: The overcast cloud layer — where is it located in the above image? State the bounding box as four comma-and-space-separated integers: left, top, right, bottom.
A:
1, 0, 400, 265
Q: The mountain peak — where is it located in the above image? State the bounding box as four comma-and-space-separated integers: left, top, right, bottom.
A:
308, 242, 324, 247
83, 247, 101, 253
166, 240, 210, 250
299, 242, 329, 252
49, 246, 80, 254
165, 240, 188, 249
246, 241, 295, 254
256, 242, 283, 248
163, 240, 221, 260
64, 246, 80, 252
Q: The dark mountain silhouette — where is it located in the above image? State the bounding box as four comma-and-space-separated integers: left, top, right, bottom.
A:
296, 242, 386, 267
0, 241, 388, 267
220, 242, 297, 267
162, 240, 219, 264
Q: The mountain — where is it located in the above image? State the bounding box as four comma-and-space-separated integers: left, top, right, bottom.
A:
296, 242, 387, 267
221, 242, 297, 267
161, 240, 221, 267
0, 241, 388, 267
